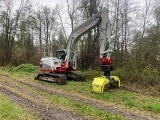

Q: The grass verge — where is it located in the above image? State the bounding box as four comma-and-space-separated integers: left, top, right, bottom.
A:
48, 95, 125, 120
1, 67, 160, 115
19, 82, 125, 120
0, 92, 39, 120
34, 80, 160, 114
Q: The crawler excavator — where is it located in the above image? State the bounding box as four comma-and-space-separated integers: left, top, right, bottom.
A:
35, 8, 120, 92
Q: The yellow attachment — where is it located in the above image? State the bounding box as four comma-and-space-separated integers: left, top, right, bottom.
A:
112, 76, 120, 87
92, 75, 120, 93
92, 76, 109, 93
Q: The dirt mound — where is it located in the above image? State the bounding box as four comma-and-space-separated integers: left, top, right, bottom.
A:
12, 64, 38, 73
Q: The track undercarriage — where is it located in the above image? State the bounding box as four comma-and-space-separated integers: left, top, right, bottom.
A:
35, 72, 86, 85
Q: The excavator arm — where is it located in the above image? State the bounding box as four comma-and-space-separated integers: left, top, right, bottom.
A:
62, 8, 120, 93
64, 8, 113, 69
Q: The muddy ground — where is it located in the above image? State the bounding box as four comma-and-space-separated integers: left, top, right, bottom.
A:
0, 74, 159, 120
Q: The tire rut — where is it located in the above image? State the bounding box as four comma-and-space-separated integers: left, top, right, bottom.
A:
0, 76, 87, 120
0, 74, 158, 120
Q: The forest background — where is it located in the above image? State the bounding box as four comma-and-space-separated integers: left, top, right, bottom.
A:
0, 0, 160, 89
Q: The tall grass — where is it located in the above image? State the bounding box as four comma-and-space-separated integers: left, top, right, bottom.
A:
0, 92, 39, 120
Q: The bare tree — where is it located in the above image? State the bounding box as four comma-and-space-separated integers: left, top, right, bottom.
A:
141, 0, 153, 39
36, 5, 43, 52
0, 0, 26, 65
78, 0, 103, 69
66, 0, 80, 31
55, 5, 67, 41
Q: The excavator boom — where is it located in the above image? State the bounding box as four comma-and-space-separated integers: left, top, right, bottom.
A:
64, 8, 113, 70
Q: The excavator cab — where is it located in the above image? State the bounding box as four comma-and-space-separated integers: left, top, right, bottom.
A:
56, 50, 66, 60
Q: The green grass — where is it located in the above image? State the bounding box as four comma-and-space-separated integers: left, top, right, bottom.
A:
1, 67, 160, 114
143, 100, 160, 113
0, 64, 38, 77
12, 63, 38, 73
0, 92, 39, 120
48, 95, 125, 120
35, 80, 160, 114
20, 83, 125, 120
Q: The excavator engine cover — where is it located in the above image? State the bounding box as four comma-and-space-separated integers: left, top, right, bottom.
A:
92, 76, 120, 93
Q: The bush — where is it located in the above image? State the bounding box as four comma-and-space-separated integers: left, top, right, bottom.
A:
111, 65, 160, 86
140, 66, 160, 85
111, 68, 129, 83
83, 69, 103, 81
12, 63, 39, 73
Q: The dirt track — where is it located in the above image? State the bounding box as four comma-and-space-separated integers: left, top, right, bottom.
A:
0, 74, 159, 120
0, 75, 86, 120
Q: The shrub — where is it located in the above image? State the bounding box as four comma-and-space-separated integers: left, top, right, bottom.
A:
111, 67, 140, 84
83, 69, 103, 81
12, 63, 38, 73
111, 65, 160, 86
140, 66, 160, 85
111, 68, 129, 82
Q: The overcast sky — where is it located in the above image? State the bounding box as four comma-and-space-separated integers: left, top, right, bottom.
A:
31, 0, 67, 7
15, 0, 145, 9
13, 0, 146, 35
